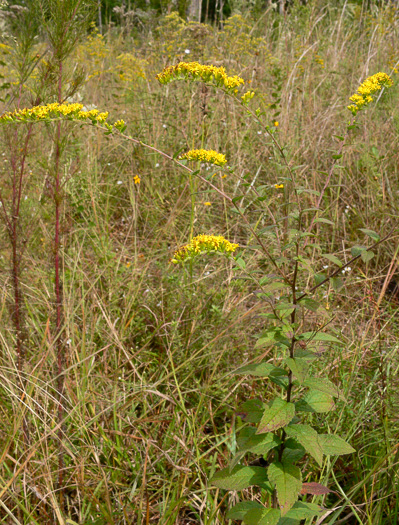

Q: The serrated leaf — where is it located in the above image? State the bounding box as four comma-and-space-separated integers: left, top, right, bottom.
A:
284, 358, 309, 384
323, 254, 343, 267
237, 427, 257, 448
231, 433, 281, 470
314, 272, 327, 285
301, 482, 331, 495
298, 332, 342, 344
359, 228, 380, 241
318, 434, 355, 455
296, 390, 335, 413
237, 399, 265, 423
283, 501, 321, 519
303, 378, 343, 399
227, 501, 264, 520
211, 465, 268, 490
361, 250, 374, 263
257, 398, 295, 433
243, 508, 281, 525
277, 518, 300, 525
235, 362, 287, 378
285, 424, 323, 466
268, 461, 302, 516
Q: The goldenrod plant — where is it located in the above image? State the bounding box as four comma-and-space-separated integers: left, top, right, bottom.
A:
156, 62, 394, 524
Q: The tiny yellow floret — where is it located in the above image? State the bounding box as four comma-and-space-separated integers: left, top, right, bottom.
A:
274, 183, 284, 189
204, 201, 211, 206
172, 234, 239, 264
179, 149, 227, 167
348, 72, 393, 115
134, 175, 141, 184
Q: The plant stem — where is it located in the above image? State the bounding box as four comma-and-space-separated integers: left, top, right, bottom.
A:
55, 60, 65, 508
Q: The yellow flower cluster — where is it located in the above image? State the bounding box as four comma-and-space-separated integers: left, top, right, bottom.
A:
0, 103, 109, 124
156, 62, 244, 94
348, 72, 393, 115
241, 90, 255, 105
172, 234, 239, 264
179, 149, 227, 166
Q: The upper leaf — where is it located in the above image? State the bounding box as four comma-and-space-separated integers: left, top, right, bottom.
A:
295, 390, 335, 413
235, 362, 288, 378
318, 434, 355, 455
285, 424, 323, 466
268, 461, 302, 516
303, 377, 344, 400
298, 331, 343, 344
211, 465, 269, 491
227, 501, 264, 520
231, 432, 281, 470
284, 358, 309, 384
238, 398, 265, 423
243, 508, 281, 525
257, 398, 295, 433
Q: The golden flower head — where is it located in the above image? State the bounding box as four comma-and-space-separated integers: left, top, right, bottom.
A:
134, 175, 141, 184
0, 102, 111, 126
172, 234, 239, 264
156, 62, 244, 95
179, 148, 227, 166
348, 72, 393, 115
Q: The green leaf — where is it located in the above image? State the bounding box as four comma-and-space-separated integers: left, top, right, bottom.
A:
281, 439, 306, 463
323, 254, 343, 267
298, 331, 342, 344
211, 465, 268, 490
331, 276, 344, 291
257, 398, 295, 433
243, 508, 281, 525
282, 501, 321, 520
238, 399, 265, 423
332, 154, 342, 159
318, 434, 355, 455
314, 272, 327, 286
284, 358, 309, 384
268, 461, 302, 516
231, 433, 281, 470
298, 297, 320, 312
296, 390, 335, 413
227, 502, 264, 520
351, 245, 366, 257
304, 377, 343, 399
361, 250, 375, 263
236, 257, 246, 269
285, 425, 323, 466
359, 228, 380, 242
235, 362, 288, 378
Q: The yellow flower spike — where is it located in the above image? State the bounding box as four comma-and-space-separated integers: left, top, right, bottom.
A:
204, 201, 211, 206
156, 62, 244, 95
274, 184, 284, 189
172, 234, 239, 264
241, 90, 255, 105
179, 149, 227, 167
348, 72, 393, 115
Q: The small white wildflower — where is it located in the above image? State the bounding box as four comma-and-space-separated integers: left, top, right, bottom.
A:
257, 131, 262, 135
155, 163, 160, 168
117, 181, 123, 185
66, 339, 71, 345
323, 265, 328, 269
185, 49, 190, 54
163, 124, 167, 128
24, 196, 27, 200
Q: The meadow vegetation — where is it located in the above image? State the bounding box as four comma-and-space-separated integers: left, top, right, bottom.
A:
0, 0, 398, 523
